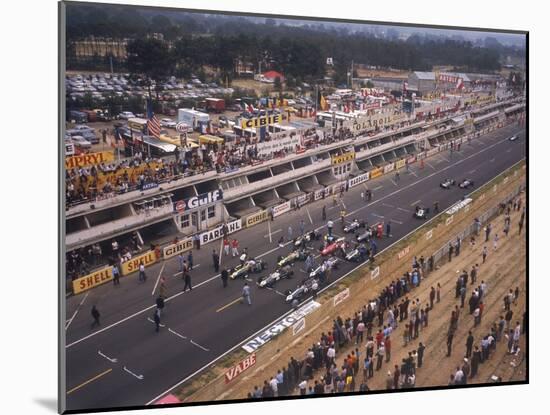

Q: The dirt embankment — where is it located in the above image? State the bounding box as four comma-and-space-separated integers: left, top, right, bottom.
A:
223, 171, 526, 399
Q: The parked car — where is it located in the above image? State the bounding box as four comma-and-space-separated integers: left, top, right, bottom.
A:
440, 178, 456, 189
458, 179, 475, 189
71, 135, 92, 150
118, 111, 136, 120
160, 118, 177, 129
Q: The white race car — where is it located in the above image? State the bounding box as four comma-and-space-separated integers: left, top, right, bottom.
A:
258, 265, 294, 288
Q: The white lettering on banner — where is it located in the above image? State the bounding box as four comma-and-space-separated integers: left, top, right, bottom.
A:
503, 177, 509, 184
256, 136, 301, 157
199, 219, 242, 245
446, 198, 473, 215
273, 201, 291, 217
384, 163, 395, 174
175, 190, 223, 213
333, 288, 350, 307
346, 112, 407, 135
242, 301, 321, 353
297, 194, 310, 207
446, 215, 454, 226
479, 194, 485, 201
465, 205, 471, 213
514, 170, 518, 177
348, 172, 370, 188
292, 318, 306, 336
370, 266, 380, 280
493, 184, 498, 193
397, 246, 410, 260
314, 189, 325, 201
426, 230, 433, 241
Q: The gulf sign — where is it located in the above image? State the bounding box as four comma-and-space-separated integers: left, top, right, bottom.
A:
72, 266, 113, 294
121, 250, 158, 276
241, 114, 282, 129
65, 151, 115, 169
225, 353, 257, 384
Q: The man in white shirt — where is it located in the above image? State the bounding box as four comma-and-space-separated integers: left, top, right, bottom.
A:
269, 377, 278, 397
454, 367, 464, 384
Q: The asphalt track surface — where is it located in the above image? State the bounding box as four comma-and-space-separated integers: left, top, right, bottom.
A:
64, 123, 526, 411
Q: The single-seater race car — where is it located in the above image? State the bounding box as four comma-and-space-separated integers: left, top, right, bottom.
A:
458, 179, 475, 189
440, 178, 456, 189
413, 206, 430, 219
277, 249, 308, 268
309, 256, 339, 279
293, 230, 321, 248
344, 246, 369, 262
343, 219, 365, 233
285, 277, 319, 303
258, 265, 294, 288
356, 224, 378, 242
229, 258, 267, 279
321, 237, 347, 256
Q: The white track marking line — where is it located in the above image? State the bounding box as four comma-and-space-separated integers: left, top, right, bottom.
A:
391, 179, 398, 186
425, 162, 436, 170
124, 366, 144, 380
373, 186, 383, 191
147, 317, 165, 327
306, 207, 314, 225
151, 263, 165, 296
409, 170, 418, 177
67, 135, 522, 350
390, 219, 404, 225
382, 203, 395, 208
410, 200, 421, 206
168, 328, 188, 340
468, 169, 477, 174
98, 350, 118, 363
65, 292, 89, 330
264, 228, 281, 239
267, 220, 272, 243
397, 207, 410, 213
371, 213, 384, 219
190, 340, 210, 352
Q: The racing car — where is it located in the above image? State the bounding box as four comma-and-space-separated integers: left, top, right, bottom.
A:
293, 230, 321, 248
356, 225, 376, 242
509, 134, 519, 142
321, 237, 347, 256
258, 265, 294, 288
277, 249, 308, 268
285, 277, 319, 303
309, 256, 339, 279
458, 179, 475, 189
344, 247, 362, 262
229, 258, 267, 279
440, 178, 456, 189
343, 219, 365, 233
413, 206, 430, 219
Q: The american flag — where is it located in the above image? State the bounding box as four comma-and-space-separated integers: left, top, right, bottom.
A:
147, 115, 161, 138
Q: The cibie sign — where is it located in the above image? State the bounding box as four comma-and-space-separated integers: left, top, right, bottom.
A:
241, 114, 282, 129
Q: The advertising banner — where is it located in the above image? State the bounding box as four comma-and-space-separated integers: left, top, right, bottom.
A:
242, 301, 321, 353
331, 152, 355, 165
273, 201, 291, 217
370, 167, 383, 179
245, 210, 268, 228
370, 266, 380, 280
347, 112, 406, 134
427, 147, 440, 157
121, 250, 158, 276
384, 163, 395, 174
72, 266, 113, 294
333, 288, 350, 306
407, 155, 417, 164
395, 159, 406, 169
65, 151, 115, 169
348, 172, 370, 188
224, 353, 257, 384
163, 237, 194, 259
199, 218, 242, 245
256, 136, 301, 157
241, 114, 282, 129
173, 190, 223, 213
292, 319, 306, 336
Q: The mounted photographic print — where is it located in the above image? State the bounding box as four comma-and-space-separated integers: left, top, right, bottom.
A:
59, 1, 528, 413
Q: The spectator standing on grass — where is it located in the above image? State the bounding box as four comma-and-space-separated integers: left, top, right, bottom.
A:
485, 223, 492, 242
471, 346, 481, 378
376, 342, 385, 371
466, 331, 474, 358
493, 233, 499, 251
519, 209, 525, 234
437, 283, 441, 303
482, 246, 488, 263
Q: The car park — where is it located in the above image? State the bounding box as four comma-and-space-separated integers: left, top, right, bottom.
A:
70, 135, 92, 150
118, 111, 136, 120
160, 118, 177, 128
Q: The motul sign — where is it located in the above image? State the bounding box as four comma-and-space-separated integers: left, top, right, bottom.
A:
224, 353, 256, 383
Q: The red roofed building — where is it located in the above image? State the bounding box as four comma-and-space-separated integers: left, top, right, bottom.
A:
262, 70, 285, 82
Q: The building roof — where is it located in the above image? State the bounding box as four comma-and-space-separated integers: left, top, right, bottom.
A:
412, 71, 471, 82
263, 70, 285, 80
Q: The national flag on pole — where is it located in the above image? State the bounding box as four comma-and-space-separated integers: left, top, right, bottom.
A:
456, 78, 464, 90
147, 115, 161, 138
